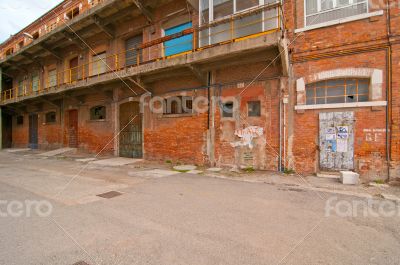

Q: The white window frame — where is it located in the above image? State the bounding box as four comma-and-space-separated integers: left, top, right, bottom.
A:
199, 0, 266, 25
304, 0, 369, 27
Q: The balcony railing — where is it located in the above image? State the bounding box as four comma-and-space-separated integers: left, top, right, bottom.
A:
1, 2, 283, 104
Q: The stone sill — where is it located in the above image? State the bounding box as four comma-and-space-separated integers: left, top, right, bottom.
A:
295, 101, 387, 110
295, 10, 384, 33
160, 113, 194, 118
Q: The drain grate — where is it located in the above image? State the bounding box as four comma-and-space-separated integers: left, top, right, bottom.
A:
96, 191, 123, 199
73, 261, 90, 265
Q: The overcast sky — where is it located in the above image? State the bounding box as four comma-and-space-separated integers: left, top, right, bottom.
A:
0, 0, 63, 43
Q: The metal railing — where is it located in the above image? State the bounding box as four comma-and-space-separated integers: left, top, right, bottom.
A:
1, 2, 283, 103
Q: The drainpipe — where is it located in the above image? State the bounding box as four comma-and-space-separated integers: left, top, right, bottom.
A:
0, 67, 2, 150
279, 81, 282, 171
385, 1, 392, 181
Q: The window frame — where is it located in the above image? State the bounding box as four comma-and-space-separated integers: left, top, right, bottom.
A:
304, 0, 369, 26
92, 51, 108, 76
221, 101, 235, 118
90, 105, 107, 121
247, 101, 261, 117
305, 78, 370, 105
45, 111, 57, 124
163, 96, 194, 116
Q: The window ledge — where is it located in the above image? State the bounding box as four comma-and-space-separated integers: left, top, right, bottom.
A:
295, 101, 387, 110
161, 113, 194, 118
295, 10, 384, 33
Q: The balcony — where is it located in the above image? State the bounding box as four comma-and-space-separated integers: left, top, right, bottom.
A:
1, 1, 284, 105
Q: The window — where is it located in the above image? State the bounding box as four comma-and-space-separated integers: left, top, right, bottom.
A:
18, 40, 24, 50
305, 0, 369, 26
305, 78, 369, 105
17, 116, 24, 125
47, 21, 57, 33
164, 22, 193, 57
18, 80, 24, 96
45, 112, 56, 123
48, 69, 57, 87
222, 101, 234, 117
32, 32, 39, 40
92, 52, 107, 76
66, 7, 80, 20
90, 106, 106, 120
164, 96, 193, 115
248, 101, 261, 117
5, 48, 14, 56
199, 0, 276, 47
32, 74, 39, 92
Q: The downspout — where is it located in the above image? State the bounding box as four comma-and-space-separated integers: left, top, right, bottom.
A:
385, 0, 392, 180
279, 81, 283, 171
0, 67, 2, 150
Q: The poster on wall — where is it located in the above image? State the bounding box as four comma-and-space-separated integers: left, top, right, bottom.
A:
337, 126, 349, 139
326, 140, 337, 152
336, 138, 348, 152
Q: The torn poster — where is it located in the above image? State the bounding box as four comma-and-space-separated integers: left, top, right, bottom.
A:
336, 138, 348, 152
337, 126, 349, 139
230, 126, 264, 149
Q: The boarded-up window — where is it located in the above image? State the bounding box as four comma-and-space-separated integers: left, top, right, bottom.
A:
32, 74, 39, 92
18, 81, 24, 96
90, 106, 106, 120
48, 69, 57, 87
164, 22, 193, 57
46, 112, 56, 123
92, 52, 107, 76
306, 78, 370, 105
125, 35, 143, 67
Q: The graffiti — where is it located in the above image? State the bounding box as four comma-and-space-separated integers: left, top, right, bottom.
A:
363, 128, 386, 142
231, 126, 264, 149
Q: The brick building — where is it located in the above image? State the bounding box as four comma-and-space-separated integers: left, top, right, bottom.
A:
0, 0, 398, 181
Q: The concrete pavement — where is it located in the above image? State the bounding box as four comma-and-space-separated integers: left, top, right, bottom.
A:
0, 150, 399, 265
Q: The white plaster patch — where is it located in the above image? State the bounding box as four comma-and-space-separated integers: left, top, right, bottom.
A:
231, 126, 264, 149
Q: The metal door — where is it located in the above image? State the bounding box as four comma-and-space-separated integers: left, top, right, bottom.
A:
68, 110, 78, 148
125, 35, 143, 67
29, 114, 38, 149
319, 112, 354, 171
119, 102, 142, 158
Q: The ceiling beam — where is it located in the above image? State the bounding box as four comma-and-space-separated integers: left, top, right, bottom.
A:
131, 0, 153, 23
39, 43, 62, 60
61, 31, 86, 50
92, 15, 114, 38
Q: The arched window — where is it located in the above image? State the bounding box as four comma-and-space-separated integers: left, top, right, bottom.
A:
306, 78, 369, 105
90, 106, 106, 120
45, 112, 56, 123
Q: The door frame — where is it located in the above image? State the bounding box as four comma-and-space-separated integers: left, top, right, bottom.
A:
67, 109, 79, 148
115, 97, 144, 157
28, 113, 39, 149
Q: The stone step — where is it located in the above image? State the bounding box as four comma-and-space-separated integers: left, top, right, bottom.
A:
316, 171, 340, 179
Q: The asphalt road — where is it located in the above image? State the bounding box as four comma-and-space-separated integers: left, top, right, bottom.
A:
0, 151, 399, 265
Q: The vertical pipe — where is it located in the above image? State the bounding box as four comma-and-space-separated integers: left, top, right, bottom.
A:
279, 82, 282, 172
0, 67, 2, 149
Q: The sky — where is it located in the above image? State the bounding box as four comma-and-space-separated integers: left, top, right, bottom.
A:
0, 0, 63, 43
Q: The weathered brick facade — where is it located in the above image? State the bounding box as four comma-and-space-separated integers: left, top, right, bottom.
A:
0, 0, 399, 181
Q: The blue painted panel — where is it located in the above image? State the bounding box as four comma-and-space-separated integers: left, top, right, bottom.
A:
164, 22, 193, 56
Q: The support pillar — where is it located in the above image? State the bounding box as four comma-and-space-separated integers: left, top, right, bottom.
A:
0, 67, 3, 149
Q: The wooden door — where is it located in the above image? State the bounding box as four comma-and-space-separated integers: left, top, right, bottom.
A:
1, 112, 12, 148
119, 102, 142, 158
69, 57, 79, 82
29, 114, 38, 149
68, 110, 78, 148
319, 112, 354, 171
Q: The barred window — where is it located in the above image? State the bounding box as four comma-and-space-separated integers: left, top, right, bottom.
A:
305, 0, 368, 26
306, 78, 369, 105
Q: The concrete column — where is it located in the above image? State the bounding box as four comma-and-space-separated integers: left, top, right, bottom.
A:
0, 67, 2, 149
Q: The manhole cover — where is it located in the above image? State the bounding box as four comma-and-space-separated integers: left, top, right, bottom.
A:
97, 191, 123, 199
73, 261, 90, 265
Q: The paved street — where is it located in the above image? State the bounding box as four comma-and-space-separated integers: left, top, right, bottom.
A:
0, 151, 399, 265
